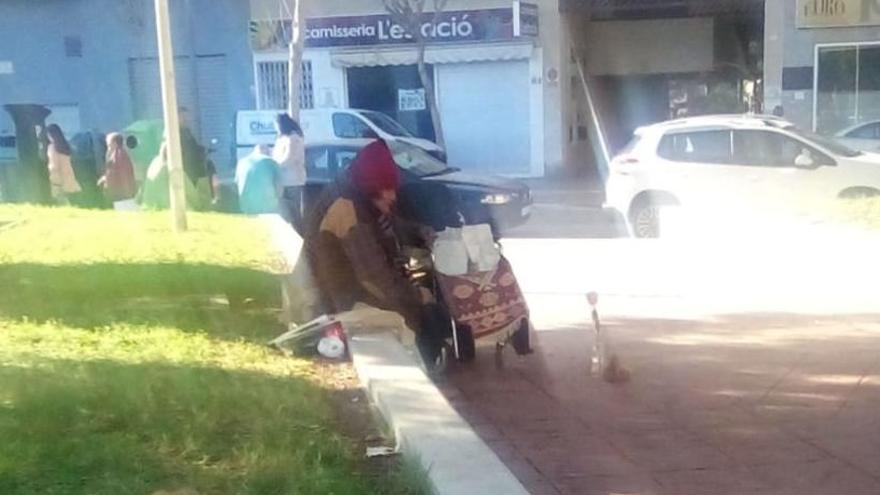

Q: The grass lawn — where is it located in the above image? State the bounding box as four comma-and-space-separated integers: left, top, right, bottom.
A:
836, 197, 880, 230
0, 206, 426, 495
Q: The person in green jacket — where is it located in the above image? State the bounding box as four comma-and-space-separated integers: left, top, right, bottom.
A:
140, 142, 209, 211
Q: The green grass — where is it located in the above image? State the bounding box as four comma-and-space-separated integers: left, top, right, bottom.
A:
836, 197, 880, 230
0, 206, 426, 495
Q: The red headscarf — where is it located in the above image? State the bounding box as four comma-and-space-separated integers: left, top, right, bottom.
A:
349, 140, 400, 198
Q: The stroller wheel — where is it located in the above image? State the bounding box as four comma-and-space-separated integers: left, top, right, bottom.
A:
455, 324, 476, 363
512, 319, 533, 356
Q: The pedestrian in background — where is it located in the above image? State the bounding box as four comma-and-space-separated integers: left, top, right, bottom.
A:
236, 144, 281, 215
273, 113, 306, 231
46, 123, 81, 205
98, 132, 137, 210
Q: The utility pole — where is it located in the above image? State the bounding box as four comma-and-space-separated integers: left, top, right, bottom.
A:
154, 0, 188, 231
286, 0, 305, 120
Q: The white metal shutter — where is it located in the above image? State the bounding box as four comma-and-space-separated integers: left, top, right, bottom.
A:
129, 57, 197, 131
195, 55, 232, 173
438, 61, 531, 175
129, 55, 232, 172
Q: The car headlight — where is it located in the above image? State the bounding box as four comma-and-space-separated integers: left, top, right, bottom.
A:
481, 193, 513, 205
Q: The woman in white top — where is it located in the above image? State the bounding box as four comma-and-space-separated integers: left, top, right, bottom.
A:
272, 113, 306, 231
46, 124, 81, 204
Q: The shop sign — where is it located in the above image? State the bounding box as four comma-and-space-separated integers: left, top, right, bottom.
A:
251, 7, 520, 51
514, 2, 539, 37
797, 0, 880, 28
398, 89, 427, 112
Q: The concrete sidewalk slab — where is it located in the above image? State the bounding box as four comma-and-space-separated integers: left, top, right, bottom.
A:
349, 332, 529, 495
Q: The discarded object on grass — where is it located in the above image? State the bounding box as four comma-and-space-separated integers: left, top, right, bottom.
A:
366, 446, 399, 458
317, 335, 346, 359
268, 315, 348, 359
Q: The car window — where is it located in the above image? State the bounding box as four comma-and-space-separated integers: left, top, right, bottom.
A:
657, 130, 732, 164
388, 141, 449, 176
305, 147, 332, 179
335, 150, 359, 171
332, 113, 373, 139
732, 131, 802, 166
359, 111, 413, 137
734, 130, 833, 167
847, 123, 880, 140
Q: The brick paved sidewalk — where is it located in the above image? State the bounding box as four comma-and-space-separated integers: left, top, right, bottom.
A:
442, 309, 880, 495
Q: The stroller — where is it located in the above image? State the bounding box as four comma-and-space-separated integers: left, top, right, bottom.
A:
398, 182, 532, 369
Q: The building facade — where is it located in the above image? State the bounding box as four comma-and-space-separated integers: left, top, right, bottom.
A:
249, 0, 567, 178
560, 0, 765, 178
0, 0, 254, 173
764, 0, 880, 134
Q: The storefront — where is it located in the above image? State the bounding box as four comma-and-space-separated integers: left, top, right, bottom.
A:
764, 0, 880, 134
249, 1, 555, 177
560, 0, 764, 177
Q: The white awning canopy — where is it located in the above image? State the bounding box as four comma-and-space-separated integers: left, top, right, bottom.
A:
331, 43, 534, 68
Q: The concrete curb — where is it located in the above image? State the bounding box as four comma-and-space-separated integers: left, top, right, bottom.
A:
262, 213, 528, 494
348, 332, 529, 495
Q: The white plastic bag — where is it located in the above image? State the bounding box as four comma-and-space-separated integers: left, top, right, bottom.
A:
462, 224, 500, 272
432, 227, 469, 276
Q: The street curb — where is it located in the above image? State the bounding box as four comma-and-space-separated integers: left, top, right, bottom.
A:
263, 213, 528, 494
348, 332, 529, 495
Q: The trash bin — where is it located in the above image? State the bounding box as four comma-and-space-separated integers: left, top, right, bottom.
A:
70, 131, 107, 209
3, 104, 51, 204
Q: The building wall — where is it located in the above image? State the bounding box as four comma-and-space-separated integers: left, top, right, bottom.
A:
249, 0, 566, 177
0, 0, 254, 137
765, 0, 880, 131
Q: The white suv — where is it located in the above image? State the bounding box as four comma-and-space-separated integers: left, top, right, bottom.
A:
605, 115, 880, 238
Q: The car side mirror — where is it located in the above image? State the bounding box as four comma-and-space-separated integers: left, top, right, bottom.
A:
794, 149, 816, 168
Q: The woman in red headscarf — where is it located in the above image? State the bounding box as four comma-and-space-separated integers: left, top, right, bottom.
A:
304, 139, 448, 368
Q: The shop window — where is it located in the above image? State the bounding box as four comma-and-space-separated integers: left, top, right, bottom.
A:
816, 44, 880, 134
657, 130, 732, 164
256, 60, 314, 110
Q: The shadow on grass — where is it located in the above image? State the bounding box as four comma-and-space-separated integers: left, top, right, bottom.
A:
0, 357, 424, 495
0, 262, 285, 341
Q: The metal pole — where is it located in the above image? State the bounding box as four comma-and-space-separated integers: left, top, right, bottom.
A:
155, 0, 188, 231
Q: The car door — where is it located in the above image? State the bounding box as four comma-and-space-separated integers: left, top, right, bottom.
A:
732, 129, 838, 219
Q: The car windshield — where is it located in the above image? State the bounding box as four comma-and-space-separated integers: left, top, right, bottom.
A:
389, 141, 450, 176
360, 111, 414, 138
787, 126, 862, 157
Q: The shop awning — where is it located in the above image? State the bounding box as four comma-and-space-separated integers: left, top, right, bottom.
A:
330, 43, 534, 68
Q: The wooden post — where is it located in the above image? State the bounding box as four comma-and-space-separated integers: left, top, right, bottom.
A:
154, 0, 188, 231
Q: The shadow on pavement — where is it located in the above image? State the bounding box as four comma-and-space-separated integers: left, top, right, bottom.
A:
442, 311, 880, 495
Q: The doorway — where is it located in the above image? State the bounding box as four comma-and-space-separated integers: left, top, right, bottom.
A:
347, 65, 436, 142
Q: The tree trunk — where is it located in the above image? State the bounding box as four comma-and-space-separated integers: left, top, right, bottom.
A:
416, 43, 445, 149
287, 0, 305, 119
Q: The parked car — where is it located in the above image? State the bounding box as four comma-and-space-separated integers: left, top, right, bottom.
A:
303, 139, 532, 232
235, 108, 446, 162
835, 120, 880, 153
605, 115, 880, 238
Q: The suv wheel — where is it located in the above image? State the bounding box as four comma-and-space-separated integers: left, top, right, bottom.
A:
631, 203, 661, 238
